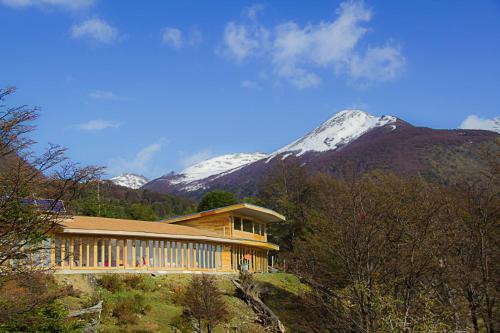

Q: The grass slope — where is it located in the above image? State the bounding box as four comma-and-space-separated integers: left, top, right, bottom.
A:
56, 273, 309, 332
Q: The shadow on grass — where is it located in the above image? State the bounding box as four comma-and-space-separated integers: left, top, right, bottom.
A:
255, 281, 313, 333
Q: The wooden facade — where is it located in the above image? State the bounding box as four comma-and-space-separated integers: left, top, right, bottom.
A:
13, 204, 284, 274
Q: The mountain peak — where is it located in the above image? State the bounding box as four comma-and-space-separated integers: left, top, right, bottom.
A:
268, 109, 397, 159
110, 173, 148, 189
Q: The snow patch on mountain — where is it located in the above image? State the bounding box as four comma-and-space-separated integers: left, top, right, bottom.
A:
268, 109, 397, 161
110, 173, 148, 189
168, 153, 267, 191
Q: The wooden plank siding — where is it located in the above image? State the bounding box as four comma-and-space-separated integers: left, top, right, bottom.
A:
170, 212, 233, 237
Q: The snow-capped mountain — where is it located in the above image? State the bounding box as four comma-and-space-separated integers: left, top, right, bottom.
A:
144, 153, 267, 193
143, 109, 498, 198
268, 110, 397, 160
110, 173, 148, 189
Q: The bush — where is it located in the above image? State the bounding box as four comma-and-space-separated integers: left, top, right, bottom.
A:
123, 275, 156, 292
98, 274, 124, 292
0, 272, 81, 332
112, 293, 150, 325
184, 274, 227, 333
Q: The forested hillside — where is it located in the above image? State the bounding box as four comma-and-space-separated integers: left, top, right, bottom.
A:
256, 146, 499, 332
68, 180, 196, 221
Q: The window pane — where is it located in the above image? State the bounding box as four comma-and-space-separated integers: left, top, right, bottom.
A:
189, 243, 194, 268
141, 241, 147, 266
243, 219, 253, 232
135, 240, 140, 267
217, 245, 222, 269
43, 238, 52, 267
196, 243, 200, 268
148, 240, 154, 267
167, 241, 171, 268
177, 242, 182, 268
172, 241, 176, 267
160, 240, 165, 267
111, 239, 117, 267
155, 240, 160, 267
117, 240, 124, 267
127, 240, 133, 267
104, 239, 110, 267
183, 243, 188, 268
89, 239, 94, 268
234, 217, 242, 230
201, 243, 204, 269
81, 239, 87, 267
73, 238, 80, 267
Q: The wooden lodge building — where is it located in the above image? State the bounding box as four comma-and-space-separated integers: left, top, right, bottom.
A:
22, 203, 284, 274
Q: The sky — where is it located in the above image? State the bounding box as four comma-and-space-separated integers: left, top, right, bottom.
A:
1, 0, 499, 179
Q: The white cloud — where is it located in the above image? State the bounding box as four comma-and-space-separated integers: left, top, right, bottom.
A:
459, 115, 500, 133
161, 26, 202, 48
180, 149, 213, 168
221, 0, 405, 88
241, 80, 260, 89
1, 0, 93, 10
161, 27, 183, 48
109, 139, 167, 177
71, 18, 120, 43
222, 22, 269, 61
245, 4, 265, 20
88, 90, 122, 100
349, 44, 406, 82
76, 119, 121, 131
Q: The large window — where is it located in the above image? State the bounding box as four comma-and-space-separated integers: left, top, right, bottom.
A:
243, 219, 253, 233
234, 217, 242, 230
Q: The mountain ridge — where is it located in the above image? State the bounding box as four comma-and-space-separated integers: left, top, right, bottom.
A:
129, 110, 498, 195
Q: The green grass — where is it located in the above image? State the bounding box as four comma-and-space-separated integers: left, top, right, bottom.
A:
56, 273, 310, 332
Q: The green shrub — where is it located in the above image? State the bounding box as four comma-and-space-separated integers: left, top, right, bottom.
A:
112, 293, 150, 325
123, 275, 156, 292
98, 275, 124, 293
170, 315, 193, 332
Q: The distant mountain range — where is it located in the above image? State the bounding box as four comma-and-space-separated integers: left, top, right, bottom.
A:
110, 110, 499, 198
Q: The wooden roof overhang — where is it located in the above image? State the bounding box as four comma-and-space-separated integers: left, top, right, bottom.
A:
162, 203, 286, 224
58, 216, 279, 251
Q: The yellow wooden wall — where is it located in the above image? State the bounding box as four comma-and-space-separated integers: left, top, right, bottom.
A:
172, 213, 233, 237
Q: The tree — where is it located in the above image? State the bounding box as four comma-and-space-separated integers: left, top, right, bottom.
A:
443, 143, 500, 333
183, 274, 227, 333
0, 87, 102, 330
0, 87, 102, 274
197, 189, 237, 212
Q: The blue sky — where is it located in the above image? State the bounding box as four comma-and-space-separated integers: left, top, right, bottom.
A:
1, 0, 499, 179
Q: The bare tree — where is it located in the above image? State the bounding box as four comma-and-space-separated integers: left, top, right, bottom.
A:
183, 274, 228, 333
0, 87, 103, 274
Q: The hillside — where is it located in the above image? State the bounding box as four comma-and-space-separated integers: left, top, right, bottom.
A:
57, 273, 310, 332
